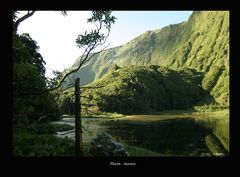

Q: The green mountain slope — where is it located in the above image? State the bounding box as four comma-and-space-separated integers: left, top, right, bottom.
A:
64, 11, 229, 106
79, 65, 207, 114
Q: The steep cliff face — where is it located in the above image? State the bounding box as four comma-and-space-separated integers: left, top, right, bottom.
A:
64, 11, 229, 106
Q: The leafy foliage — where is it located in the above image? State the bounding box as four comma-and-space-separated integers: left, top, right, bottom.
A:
13, 38, 55, 124
13, 16, 60, 125
76, 65, 207, 114
13, 11, 116, 126
13, 128, 74, 156
87, 11, 116, 30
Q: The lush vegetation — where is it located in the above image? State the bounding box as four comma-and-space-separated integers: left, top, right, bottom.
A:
13, 21, 61, 126
12, 11, 118, 157
60, 63, 228, 115
13, 125, 75, 156
12, 11, 229, 157
13, 124, 131, 157
78, 65, 206, 114
64, 11, 229, 107
13, 11, 69, 156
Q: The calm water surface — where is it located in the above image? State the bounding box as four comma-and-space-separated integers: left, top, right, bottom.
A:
52, 114, 229, 156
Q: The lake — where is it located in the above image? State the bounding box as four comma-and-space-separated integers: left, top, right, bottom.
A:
51, 114, 229, 157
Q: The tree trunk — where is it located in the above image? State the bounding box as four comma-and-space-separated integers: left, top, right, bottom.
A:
75, 78, 83, 156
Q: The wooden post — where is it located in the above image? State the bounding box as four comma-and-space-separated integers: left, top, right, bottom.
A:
75, 78, 83, 157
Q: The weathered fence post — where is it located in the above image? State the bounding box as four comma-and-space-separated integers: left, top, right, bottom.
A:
75, 78, 83, 157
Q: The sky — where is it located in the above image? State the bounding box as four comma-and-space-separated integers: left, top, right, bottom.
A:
17, 11, 193, 78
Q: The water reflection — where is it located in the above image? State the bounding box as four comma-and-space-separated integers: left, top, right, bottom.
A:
53, 115, 229, 156
104, 118, 211, 156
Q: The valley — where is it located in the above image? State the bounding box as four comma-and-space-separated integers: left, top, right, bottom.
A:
56, 11, 229, 157
63, 11, 229, 107
12, 11, 229, 157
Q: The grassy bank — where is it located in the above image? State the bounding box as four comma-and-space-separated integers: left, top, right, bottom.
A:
13, 123, 75, 156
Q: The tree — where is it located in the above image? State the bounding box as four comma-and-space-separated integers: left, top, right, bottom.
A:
13, 10, 116, 92
48, 11, 116, 91
13, 25, 48, 124
12, 11, 116, 124
13, 32, 61, 124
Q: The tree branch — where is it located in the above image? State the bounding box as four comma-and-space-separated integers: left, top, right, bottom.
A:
14, 11, 36, 31
15, 11, 115, 96
62, 64, 75, 89
47, 46, 106, 92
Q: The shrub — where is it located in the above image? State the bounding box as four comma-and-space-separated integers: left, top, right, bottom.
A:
13, 128, 75, 156
88, 132, 129, 157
